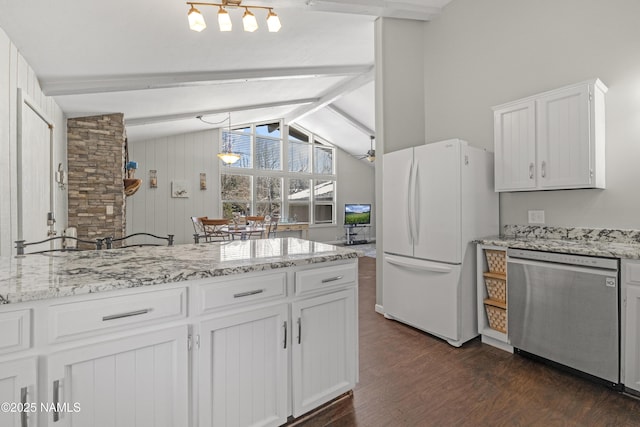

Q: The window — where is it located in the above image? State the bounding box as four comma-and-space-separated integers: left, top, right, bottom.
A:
220, 121, 336, 225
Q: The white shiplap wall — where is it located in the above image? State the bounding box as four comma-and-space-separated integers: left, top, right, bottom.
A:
0, 27, 66, 256
126, 129, 376, 245
127, 130, 220, 245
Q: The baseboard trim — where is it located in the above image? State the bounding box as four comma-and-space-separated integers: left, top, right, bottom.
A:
374, 304, 384, 315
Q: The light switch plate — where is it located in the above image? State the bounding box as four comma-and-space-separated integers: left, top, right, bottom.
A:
528, 210, 545, 224
106, 205, 114, 215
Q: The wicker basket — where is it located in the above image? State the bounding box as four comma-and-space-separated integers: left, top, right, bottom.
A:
484, 300, 507, 333
484, 276, 506, 302
485, 249, 506, 274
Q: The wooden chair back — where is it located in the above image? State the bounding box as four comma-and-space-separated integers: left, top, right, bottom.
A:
201, 218, 230, 242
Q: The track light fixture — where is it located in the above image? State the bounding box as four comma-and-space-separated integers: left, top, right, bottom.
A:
186, 1, 281, 33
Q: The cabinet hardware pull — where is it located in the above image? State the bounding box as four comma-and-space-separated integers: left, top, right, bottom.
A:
541, 161, 546, 178
283, 321, 287, 349
20, 386, 27, 427
529, 163, 534, 179
233, 289, 264, 298
52, 380, 60, 422
321, 275, 343, 283
297, 318, 302, 344
102, 308, 150, 321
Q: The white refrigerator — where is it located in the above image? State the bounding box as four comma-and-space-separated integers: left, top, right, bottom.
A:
382, 139, 498, 347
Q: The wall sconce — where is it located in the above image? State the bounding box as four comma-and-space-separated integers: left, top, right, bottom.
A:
150, 170, 158, 188
200, 173, 207, 190
55, 163, 66, 190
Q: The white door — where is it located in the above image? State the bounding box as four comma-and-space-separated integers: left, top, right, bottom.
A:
537, 84, 591, 189
383, 254, 461, 342
18, 91, 53, 245
199, 304, 288, 427
382, 148, 414, 257
0, 357, 37, 427
291, 289, 357, 417
46, 326, 189, 427
413, 141, 461, 264
493, 100, 537, 191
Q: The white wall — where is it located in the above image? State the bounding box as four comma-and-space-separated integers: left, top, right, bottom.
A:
423, 0, 640, 229
126, 130, 220, 245
0, 27, 66, 256
127, 129, 375, 245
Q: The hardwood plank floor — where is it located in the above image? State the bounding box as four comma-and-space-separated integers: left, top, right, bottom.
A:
299, 257, 640, 426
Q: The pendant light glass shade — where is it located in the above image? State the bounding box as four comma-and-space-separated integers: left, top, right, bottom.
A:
188, 6, 207, 32
242, 8, 258, 32
266, 10, 281, 32
217, 152, 241, 164
217, 112, 241, 164
217, 7, 232, 31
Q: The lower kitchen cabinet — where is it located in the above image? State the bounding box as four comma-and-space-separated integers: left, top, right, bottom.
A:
0, 357, 37, 427
624, 260, 640, 393
45, 326, 189, 427
291, 289, 357, 417
198, 303, 289, 427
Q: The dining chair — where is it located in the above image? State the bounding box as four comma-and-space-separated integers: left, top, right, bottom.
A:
200, 218, 231, 242
191, 216, 209, 243
266, 216, 279, 238
104, 233, 174, 249
15, 235, 102, 256
244, 216, 266, 239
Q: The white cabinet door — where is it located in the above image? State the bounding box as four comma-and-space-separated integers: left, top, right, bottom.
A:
625, 283, 640, 392
413, 141, 461, 263
199, 304, 288, 427
291, 289, 357, 417
537, 84, 592, 189
493, 100, 537, 191
46, 326, 189, 427
0, 357, 37, 427
382, 147, 414, 257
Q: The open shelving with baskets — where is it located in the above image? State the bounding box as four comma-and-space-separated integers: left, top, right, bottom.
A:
476, 245, 513, 352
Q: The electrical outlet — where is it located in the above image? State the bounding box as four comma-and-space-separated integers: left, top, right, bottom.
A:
528, 210, 545, 224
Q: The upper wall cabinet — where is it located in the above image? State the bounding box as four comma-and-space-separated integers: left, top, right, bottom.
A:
493, 79, 607, 192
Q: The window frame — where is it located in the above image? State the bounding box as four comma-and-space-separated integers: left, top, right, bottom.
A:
219, 120, 336, 226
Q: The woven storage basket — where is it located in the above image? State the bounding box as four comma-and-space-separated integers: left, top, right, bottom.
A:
485, 249, 506, 274
484, 301, 507, 333
484, 277, 506, 302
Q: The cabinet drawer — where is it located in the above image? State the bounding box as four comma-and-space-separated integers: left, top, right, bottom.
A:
199, 272, 286, 314
48, 287, 187, 342
295, 263, 356, 295
0, 309, 30, 355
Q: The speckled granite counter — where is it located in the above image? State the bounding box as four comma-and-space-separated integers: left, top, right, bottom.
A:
0, 238, 361, 304
476, 225, 640, 259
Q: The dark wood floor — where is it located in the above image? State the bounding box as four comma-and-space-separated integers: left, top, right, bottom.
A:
299, 257, 640, 426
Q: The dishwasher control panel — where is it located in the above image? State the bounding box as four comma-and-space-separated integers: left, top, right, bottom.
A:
508, 249, 619, 270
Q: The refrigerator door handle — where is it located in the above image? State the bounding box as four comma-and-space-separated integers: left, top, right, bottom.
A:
384, 255, 453, 273
413, 161, 420, 244
407, 160, 415, 245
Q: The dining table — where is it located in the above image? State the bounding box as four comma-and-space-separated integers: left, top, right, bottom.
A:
222, 225, 267, 240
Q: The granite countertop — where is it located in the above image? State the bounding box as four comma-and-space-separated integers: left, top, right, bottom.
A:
476, 225, 640, 259
0, 238, 361, 305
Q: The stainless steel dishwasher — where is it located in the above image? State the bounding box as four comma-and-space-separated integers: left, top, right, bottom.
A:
507, 249, 620, 387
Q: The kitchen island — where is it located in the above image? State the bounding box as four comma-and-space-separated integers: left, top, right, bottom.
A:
0, 238, 361, 427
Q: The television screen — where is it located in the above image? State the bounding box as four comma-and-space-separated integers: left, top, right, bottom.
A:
345, 204, 371, 225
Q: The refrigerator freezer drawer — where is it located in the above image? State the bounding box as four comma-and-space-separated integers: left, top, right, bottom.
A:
383, 254, 461, 342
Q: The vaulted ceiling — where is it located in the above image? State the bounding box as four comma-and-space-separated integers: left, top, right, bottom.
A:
0, 0, 452, 159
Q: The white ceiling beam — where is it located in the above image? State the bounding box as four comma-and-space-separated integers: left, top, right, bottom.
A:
42, 65, 372, 96
125, 97, 317, 126
284, 66, 374, 125
249, 0, 444, 21
326, 104, 374, 137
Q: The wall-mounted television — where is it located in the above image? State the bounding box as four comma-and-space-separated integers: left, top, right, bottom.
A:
344, 204, 371, 225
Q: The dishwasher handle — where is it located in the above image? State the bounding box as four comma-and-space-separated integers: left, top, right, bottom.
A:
508, 257, 618, 277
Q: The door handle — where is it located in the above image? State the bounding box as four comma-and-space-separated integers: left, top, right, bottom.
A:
541, 161, 546, 178
529, 162, 534, 179
20, 386, 27, 427
297, 318, 302, 344
283, 321, 287, 349
52, 380, 60, 422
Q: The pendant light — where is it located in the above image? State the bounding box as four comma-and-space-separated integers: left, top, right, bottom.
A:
217, 112, 241, 164
242, 8, 258, 32
217, 6, 232, 31
188, 5, 207, 32
266, 9, 281, 33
